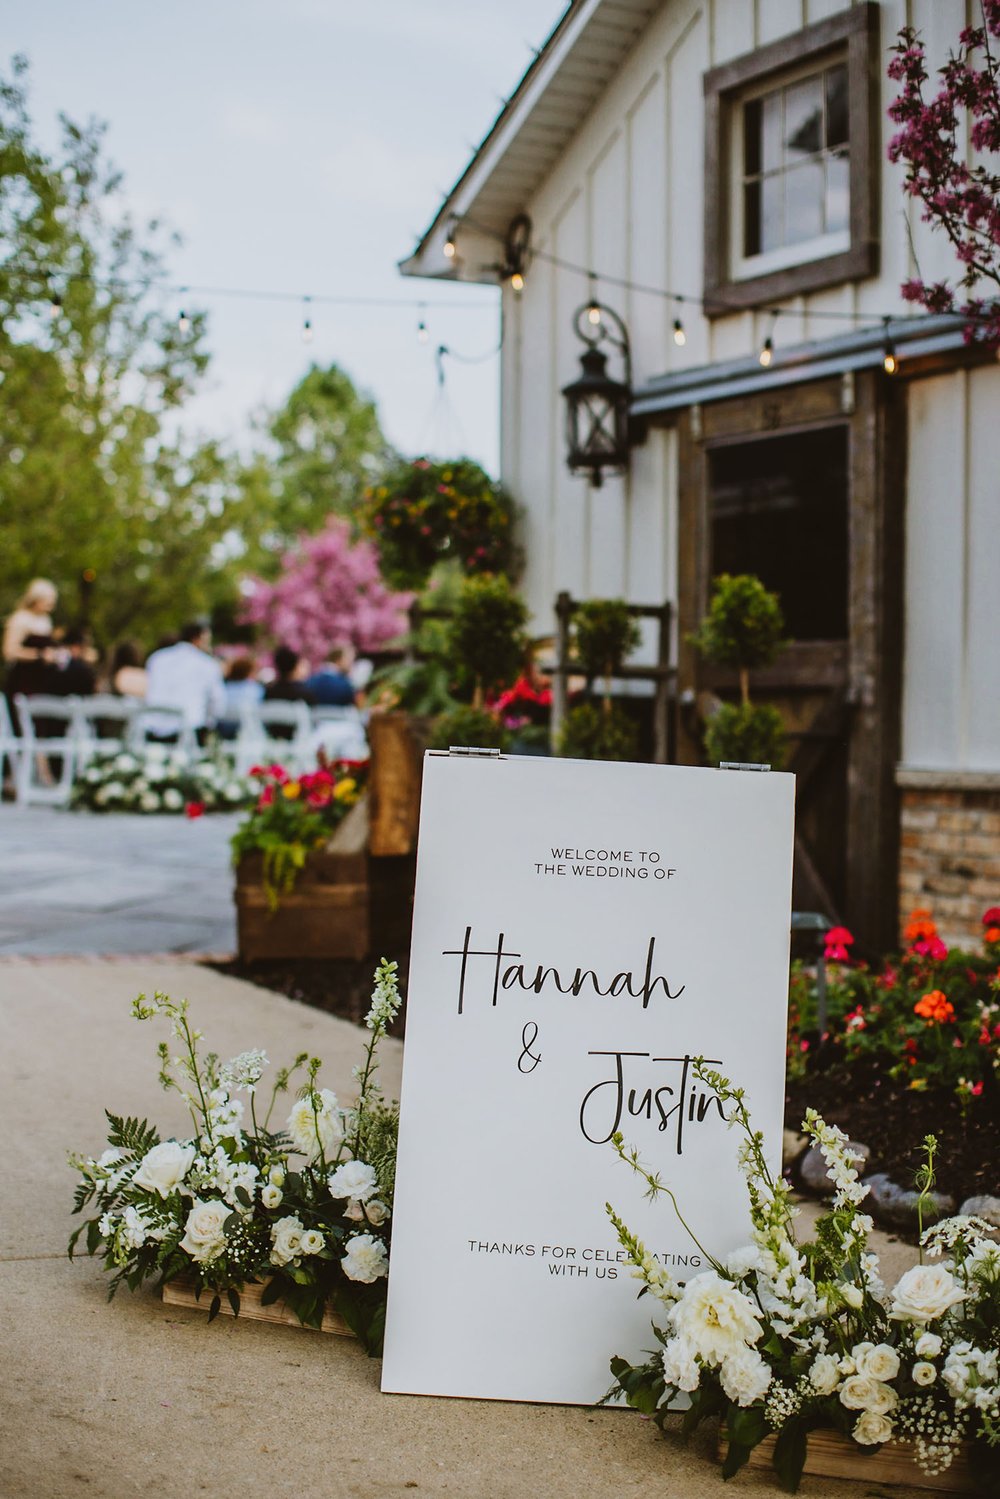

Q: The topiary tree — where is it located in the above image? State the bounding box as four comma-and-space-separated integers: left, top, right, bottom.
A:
572, 599, 641, 700
692, 574, 787, 769
447, 574, 528, 708
557, 701, 638, 763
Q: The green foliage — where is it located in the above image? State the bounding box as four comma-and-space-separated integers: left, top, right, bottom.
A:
362, 456, 520, 591
691, 574, 786, 674
428, 705, 509, 752
0, 60, 260, 646
704, 702, 786, 769
572, 599, 641, 680
557, 702, 638, 762
447, 574, 528, 701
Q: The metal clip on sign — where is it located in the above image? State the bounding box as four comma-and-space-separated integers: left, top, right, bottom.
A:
719, 761, 771, 772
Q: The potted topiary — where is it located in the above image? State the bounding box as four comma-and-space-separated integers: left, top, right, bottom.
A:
558, 598, 640, 762
691, 573, 787, 769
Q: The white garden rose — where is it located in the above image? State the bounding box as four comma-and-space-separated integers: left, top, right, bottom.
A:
328, 1160, 378, 1203
670, 1271, 763, 1365
915, 1332, 942, 1358
270, 1214, 305, 1267
912, 1361, 937, 1385
853, 1411, 893, 1446
300, 1229, 325, 1256
179, 1199, 229, 1263
855, 1343, 900, 1382
839, 1375, 897, 1415
286, 1089, 344, 1162
341, 1233, 388, 1284
720, 1350, 772, 1406
344, 1197, 390, 1225
260, 1183, 283, 1209
889, 1264, 965, 1324
132, 1140, 196, 1198
808, 1353, 841, 1396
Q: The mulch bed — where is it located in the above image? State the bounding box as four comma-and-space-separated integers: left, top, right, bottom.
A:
786, 1058, 1000, 1211
210, 952, 409, 1035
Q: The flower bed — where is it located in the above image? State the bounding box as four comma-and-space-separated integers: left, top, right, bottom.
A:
72, 746, 250, 814
69, 962, 400, 1354
608, 1065, 1000, 1492
231, 759, 367, 911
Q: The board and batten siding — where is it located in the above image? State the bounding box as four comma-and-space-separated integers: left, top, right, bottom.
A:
499, 0, 993, 770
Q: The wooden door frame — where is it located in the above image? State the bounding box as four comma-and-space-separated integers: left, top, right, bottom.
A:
672, 369, 906, 952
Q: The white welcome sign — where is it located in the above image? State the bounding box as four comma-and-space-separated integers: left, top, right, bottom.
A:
381, 752, 794, 1405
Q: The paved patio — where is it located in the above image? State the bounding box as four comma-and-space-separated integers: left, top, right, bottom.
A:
0, 806, 239, 955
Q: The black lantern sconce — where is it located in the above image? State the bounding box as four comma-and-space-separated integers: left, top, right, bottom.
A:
561, 298, 632, 487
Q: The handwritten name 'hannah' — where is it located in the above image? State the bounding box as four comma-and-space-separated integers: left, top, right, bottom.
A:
442, 926, 685, 1016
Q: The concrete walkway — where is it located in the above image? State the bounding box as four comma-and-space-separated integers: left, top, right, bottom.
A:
0, 957, 929, 1499
0, 806, 238, 955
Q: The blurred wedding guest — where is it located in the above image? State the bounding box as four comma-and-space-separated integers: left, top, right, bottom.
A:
3, 578, 57, 664
264, 645, 314, 705
144, 620, 226, 740
218, 655, 263, 739
52, 627, 97, 696
305, 643, 357, 707
4, 634, 58, 723
110, 640, 148, 698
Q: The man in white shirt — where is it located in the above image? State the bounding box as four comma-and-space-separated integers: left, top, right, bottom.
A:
143, 621, 226, 741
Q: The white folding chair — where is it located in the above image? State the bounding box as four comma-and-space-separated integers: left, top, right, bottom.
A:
129, 705, 196, 759
0, 695, 23, 797
235, 700, 313, 776
13, 693, 84, 806
75, 694, 140, 765
309, 705, 368, 763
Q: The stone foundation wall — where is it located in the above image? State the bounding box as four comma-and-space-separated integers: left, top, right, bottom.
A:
897, 771, 1000, 949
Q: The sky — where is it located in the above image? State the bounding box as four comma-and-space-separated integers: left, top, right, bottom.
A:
8, 0, 568, 474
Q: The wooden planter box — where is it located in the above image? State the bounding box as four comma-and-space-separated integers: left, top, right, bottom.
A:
720, 1427, 978, 1493
235, 798, 370, 962
368, 712, 430, 857
163, 1276, 351, 1336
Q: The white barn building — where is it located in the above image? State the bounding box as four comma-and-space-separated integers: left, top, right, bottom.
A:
401, 0, 1000, 954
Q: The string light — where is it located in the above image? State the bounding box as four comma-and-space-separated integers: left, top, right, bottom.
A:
759, 334, 774, 368
177, 309, 190, 333
301, 296, 314, 343
443, 220, 457, 260
882, 319, 898, 374
672, 317, 686, 346
510, 270, 525, 293
48, 292, 62, 320
417, 318, 429, 344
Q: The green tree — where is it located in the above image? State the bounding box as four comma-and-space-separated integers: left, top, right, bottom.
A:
0, 58, 254, 646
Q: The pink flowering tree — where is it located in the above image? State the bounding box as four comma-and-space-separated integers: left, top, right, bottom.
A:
888, 3, 1000, 345
240, 518, 412, 661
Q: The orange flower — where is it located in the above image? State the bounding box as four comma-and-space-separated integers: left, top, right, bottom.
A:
904, 907, 939, 944
282, 781, 302, 800
985, 927, 1000, 944
913, 989, 955, 1024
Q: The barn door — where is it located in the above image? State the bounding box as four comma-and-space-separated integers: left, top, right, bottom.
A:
675, 371, 905, 953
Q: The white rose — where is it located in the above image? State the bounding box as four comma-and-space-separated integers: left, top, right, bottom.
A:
856, 1343, 900, 1382
270, 1214, 304, 1267
854, 1411, 893, 1446
300, 1229, 325, 1256
809, 1353, 841, 1395
179, 1199, 230, 1263
839, 1375, 897, 1415
915, 1332, 942, 1358
286, 1090, 344, 1162
341, 1233, 389, 1283
841, 1283, 864, 1309
260, 1183, 283, 1209
132, 1140, 196, 1198
364, 1199, 389, 1227
720, 1350, 772, 1407
889, 1264, 965, 1324
328, 1159, 378, 1203
912, 1361, 937, 1385
162, 788, 183, 810
670, 1271, 764, 1365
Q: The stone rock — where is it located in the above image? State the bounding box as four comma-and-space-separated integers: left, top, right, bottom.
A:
798, 1140, 871, 1197
782, 1129, 806, 1171
958, 1195, 1000, 1229
866, 1172, 955, 1231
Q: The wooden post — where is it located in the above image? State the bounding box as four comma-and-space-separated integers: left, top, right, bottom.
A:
368, 712, 428, 857
652, 601, 672, 764
550, 591, 573, 753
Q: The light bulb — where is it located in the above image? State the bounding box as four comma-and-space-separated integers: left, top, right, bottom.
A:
48, 293, 62, 321
443, 235, 456, 259
178, 310, 190, 333
587, 303, 602, 326
510, 271, 524, 292
759, 335, 773, 368
302, 318, 314, 344
417, 320, 428, 344
883, 349, 897, 375
673, 317, 686, 347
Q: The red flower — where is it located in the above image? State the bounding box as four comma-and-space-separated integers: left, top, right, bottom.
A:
825, 926, 854, 947
914, 935, 948, 961
982, 906, 1000, 926
258, 785, 275, 809
825, 944, 851, 963
185, 801, 206, 820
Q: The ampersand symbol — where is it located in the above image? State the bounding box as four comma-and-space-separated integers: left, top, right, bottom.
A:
518, 1021, 541, 1073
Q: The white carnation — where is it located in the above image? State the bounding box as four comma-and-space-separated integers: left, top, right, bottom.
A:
720, 1350, 772, 1406
670, 1271, 763, 1365
328, 1159, 378, 1203
341, 1233, 388, 1284
661, 1336, 701, 1392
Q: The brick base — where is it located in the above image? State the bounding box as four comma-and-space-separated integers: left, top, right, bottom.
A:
898, 773, 1000, 949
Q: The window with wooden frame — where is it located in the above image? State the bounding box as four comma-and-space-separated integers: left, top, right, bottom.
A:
703, 3, 879, 313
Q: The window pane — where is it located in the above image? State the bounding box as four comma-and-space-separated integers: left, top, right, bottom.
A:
825, 149, 850, 234
743, 180, 761, 257
761, 91, 782, 174
825, 64, 848, 149
784, 160, 824, 244
744, 97, 761, 176
760, 172, 783, 253
784, 76, 823, 160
